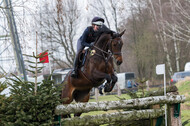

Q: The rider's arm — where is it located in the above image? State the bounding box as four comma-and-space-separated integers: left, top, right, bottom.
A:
81, 28, 91, 47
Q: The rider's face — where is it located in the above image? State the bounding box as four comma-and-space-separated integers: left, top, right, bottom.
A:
93, 25, 100, 31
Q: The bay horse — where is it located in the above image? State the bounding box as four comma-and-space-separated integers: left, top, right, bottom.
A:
61, 30, 125, 117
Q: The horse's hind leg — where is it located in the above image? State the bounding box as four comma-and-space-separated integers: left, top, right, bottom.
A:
61, 81, 74, 118
73, 89, 90, 117
62, 84, 74, 104
62, 91, 73, 118
62, 90, 73, 118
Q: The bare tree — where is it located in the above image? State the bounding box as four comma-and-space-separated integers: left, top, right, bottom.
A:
147, 0, 190, 76
163, 0, 190, 70
121, 0, 164, 79
147, 0, 175, 77
39, 0, 80, 68
164, 0, 190, 43
88, 0, 126, 33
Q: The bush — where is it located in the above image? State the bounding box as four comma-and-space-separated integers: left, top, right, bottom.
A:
0, 75, 62, 126
0, 81, 8, 125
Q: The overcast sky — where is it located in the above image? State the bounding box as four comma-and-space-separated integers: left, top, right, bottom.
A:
0, 0, 89, 73
0, 0, 131, 73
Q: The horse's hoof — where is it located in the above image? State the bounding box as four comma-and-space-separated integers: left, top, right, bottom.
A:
99, 90, 103, 95
98, 87, 104, 95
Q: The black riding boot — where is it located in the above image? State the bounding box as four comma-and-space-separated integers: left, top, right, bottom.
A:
71, 55, 79, 78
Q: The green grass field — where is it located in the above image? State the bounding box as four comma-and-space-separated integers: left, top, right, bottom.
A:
89, 93, 131, 102
176, 78, 190, 126
79, 80, 190, 125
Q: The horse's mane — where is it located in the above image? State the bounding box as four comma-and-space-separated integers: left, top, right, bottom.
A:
95, 32, 112, 46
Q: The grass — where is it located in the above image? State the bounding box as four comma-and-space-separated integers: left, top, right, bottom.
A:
181, 109, 190, 126
89, 93, 131, 102
175, 77, 190, 125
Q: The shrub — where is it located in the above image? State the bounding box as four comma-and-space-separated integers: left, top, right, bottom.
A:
0, 75, 62, 125
0, 50, 63, 125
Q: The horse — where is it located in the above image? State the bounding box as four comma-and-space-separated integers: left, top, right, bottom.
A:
61, 30, 125, 117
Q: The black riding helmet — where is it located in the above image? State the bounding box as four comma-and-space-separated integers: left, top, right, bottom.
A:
91, 17, 104, 25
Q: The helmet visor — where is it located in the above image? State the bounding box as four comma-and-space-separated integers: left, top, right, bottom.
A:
92, 21, 103, 26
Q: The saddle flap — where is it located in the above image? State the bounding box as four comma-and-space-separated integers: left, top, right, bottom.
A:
79, 49, 89, 68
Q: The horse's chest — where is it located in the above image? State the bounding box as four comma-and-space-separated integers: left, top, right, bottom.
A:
98, 61, 113, 72
71, 78, 93, 89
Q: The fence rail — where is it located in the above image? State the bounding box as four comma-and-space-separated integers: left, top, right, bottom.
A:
55, 93, 185, 126
62, 109, 165, 126
55, 94, 185, 115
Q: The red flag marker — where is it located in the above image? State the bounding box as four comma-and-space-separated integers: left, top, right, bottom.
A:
39, 52, 49, 63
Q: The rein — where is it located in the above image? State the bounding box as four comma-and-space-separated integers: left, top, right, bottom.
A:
82, 34, 122, 85
93, 39, 113, 63
93, 37, 122, 60
93, 46, 112, 57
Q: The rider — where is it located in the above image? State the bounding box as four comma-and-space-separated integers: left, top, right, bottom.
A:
71, 16, 117, 78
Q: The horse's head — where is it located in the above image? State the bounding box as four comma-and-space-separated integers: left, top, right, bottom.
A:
93, 30, 125, 65
110, 30, 125, 65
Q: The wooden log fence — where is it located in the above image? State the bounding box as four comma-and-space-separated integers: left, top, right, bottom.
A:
55, 94, 185, 126
55, 94, 185, 115
62, 109, 165, 126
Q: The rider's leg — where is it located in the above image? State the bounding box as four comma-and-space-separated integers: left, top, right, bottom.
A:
71, 53, 80, 78
71, 39, 84, 78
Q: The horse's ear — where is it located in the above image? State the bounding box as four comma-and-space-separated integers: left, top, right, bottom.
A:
119, 29, 126, 37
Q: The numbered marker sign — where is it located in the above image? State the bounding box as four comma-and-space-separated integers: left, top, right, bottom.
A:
156, 64, 165, 75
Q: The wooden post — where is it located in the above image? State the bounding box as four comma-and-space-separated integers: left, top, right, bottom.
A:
167, 92, 182, 126
167, 104, 182, 126
146, 80, 149, 91
151, 104, 160, 126
117, 83, 121, 96
95, 88, 98, 102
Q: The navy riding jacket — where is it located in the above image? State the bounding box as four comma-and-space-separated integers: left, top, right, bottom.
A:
79, 24, 113, 47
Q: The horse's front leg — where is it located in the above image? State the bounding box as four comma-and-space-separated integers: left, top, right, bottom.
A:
104, 74, 118, 92
98, 74, 118, 94
92, 69, 112, 86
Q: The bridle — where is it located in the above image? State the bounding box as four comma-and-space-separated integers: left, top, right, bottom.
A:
93, 45, 112, 63
92, 37, 122, 62
82, 35, 123, 84
108, 39, 122, 56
